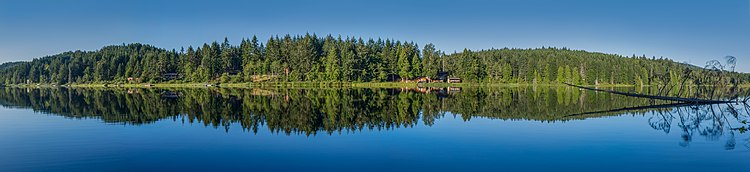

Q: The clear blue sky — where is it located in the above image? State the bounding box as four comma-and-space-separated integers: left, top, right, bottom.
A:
1, 0, 748, 72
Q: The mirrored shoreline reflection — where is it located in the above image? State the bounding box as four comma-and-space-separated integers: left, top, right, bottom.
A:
0, 86, 748, 149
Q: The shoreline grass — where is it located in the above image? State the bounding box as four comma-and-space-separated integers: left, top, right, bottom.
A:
5, 82, 748, 89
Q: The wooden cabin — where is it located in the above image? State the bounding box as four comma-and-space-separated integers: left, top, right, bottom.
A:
447, 77, 462, 83
413, 76, 432, 83
433, 72, 450, 82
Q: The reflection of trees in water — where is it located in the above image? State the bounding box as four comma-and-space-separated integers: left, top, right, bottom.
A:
0, 87, 747, 146
646, 104, 750, 149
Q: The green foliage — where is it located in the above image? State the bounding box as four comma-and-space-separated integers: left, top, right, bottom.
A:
396, 42, 418, 80
441, 48, 750, 85
421, 43, 440, 78
0, 36, 748, 85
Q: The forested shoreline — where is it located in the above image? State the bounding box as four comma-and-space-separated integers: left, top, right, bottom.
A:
1, 34, 748, 85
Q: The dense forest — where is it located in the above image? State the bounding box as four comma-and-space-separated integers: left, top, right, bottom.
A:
0, 34, 748, 85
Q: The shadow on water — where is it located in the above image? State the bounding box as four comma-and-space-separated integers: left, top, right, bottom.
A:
0, 86, 748, 149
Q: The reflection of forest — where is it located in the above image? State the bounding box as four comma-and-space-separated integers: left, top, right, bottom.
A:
0, 87, 747, 143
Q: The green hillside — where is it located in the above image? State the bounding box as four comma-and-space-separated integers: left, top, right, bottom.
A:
0, 34, 747, 85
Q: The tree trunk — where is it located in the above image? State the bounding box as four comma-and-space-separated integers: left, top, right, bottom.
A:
564, 83, 731, 104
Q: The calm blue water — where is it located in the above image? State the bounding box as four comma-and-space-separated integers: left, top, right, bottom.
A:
0, 87, 748, 171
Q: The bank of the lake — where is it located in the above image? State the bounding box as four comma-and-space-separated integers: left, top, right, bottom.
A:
3, 82, 656, 89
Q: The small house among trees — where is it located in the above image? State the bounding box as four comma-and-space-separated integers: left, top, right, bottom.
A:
413, 77, 431, 83
447, 77, 462, 83
432, 72, 450, 82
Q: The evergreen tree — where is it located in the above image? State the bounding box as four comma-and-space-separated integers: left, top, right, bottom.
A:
421, 43, 438, 78
556, 66, 565, 83
323, 37, 341, 81
397, 43, 413, 80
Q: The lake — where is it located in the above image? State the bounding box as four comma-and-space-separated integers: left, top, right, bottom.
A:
0, 86, 748, 171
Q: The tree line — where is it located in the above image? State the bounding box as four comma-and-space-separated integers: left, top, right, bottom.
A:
0, 34, 748, 85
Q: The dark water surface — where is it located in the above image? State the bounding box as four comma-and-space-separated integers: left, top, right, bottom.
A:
0, 87, 748, 171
